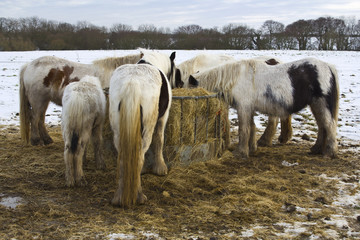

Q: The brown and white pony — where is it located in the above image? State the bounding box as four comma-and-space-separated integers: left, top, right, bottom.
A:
61, 75, 106, 187
189, 58, 339, 158
19, 53, 141, 145
176, 53, 293, 146
109, 64, 171, 207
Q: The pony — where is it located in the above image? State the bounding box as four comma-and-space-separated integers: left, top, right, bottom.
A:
174, 53, 236, 88
137, 48, 176, 88
176, 53, 293, 146
188, 57, 339, 158
109, 64, 172, 207
61, 75, 106, 187
19, 53, 141, 146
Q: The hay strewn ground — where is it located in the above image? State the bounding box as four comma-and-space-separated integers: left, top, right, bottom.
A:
0, 124, 360, 239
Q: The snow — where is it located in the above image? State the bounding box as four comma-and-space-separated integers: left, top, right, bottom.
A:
1, 49, 359, 148
0, 196, 24, 209
0, 49, 359, 238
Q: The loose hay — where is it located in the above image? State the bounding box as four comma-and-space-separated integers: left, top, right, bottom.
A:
1, 126, 359, 239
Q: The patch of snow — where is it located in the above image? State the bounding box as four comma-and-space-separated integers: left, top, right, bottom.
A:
282, 160, 299, 167
0, 196, 24, 209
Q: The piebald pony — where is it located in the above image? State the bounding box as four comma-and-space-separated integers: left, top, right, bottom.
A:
189, 58, 339, 158
109, 64, 172, 207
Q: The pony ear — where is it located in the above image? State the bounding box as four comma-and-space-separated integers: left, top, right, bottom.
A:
175, 69, 184, 88
170, 52, 176, 61
189, 75, 199, 87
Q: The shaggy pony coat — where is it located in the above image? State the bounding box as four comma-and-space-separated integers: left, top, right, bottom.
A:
19, 53, 141, 146
61, 76, 106, 187
109, 64, 172, 207
189, 57, 339, 158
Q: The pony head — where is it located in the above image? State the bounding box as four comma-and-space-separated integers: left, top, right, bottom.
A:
137, 49, 176, 88
187, 75, 200, 88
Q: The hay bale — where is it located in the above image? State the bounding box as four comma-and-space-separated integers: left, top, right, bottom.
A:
163, 87, 229, 165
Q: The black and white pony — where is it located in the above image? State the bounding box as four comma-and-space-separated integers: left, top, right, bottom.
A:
188, 57, 339, 158
19, 53, 141, 146
176, 53, 293, 146
61, 75, 106, 187
137, 48, 176, 88
109, 64, 172, 207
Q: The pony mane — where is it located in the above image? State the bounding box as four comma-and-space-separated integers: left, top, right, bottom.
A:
192, 59, 257, 104
92, 53, 142, 70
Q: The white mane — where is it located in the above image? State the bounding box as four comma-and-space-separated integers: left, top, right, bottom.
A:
192, 59, 257, 104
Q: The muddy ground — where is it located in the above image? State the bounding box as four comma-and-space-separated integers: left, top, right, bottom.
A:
0, 123, 360, 239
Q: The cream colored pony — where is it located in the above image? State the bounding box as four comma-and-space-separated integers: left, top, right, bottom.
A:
176, 53, 293, 146
61, 75, 106, 187
19, 53, 141, 146
109, 64, 172, 207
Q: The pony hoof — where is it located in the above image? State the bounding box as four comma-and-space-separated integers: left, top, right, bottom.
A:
152, 163, 168, 176
43, 137, 53, 145
137, 193, 147, 205
257, 137, 271, 147
76, 177, 87, 187
310, 145, 322, 155
31, 138, 42, 146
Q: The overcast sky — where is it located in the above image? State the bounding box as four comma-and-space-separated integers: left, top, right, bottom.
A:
0, 0, 359, 30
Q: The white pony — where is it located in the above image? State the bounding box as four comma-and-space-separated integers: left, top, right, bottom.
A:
177, 53, 293, 146
61, 75, 106, 187
189, 58, 339, 158
19, 53, 141, 146
174, 53, 236, 88
137, 48, 176, 88
109, 64, 172, 207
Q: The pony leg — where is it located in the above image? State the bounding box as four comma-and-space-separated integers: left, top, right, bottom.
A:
237, 111, 251, 158
149, 118, 168, 176
136, 151, 147, 204
74, 140, 87, 186
64, 145, 75, 187
257, 116, 278, 147
38, 109, 53, 145
29, 101, 49, 145
310, 103, 338, 157
278, 115, 293, 144
92, 122, 105, 170
249, 116, 257, 153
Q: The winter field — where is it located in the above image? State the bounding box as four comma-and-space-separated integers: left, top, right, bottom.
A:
0, 49, 360, 239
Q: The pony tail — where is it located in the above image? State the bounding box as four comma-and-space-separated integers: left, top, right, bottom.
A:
329, 65, 340, 122
118, 85, 142, 207
19, 64, 30, 144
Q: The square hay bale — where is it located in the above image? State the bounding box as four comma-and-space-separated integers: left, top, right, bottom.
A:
162, 88, 229, 166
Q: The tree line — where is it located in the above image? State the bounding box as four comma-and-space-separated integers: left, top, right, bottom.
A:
1, 16, 359, 51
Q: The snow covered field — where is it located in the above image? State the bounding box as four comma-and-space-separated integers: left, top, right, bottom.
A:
1, 49, 359, 146
0, 49, 359, 239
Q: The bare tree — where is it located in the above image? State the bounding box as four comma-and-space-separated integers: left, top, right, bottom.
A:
285, 19, 312, 50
